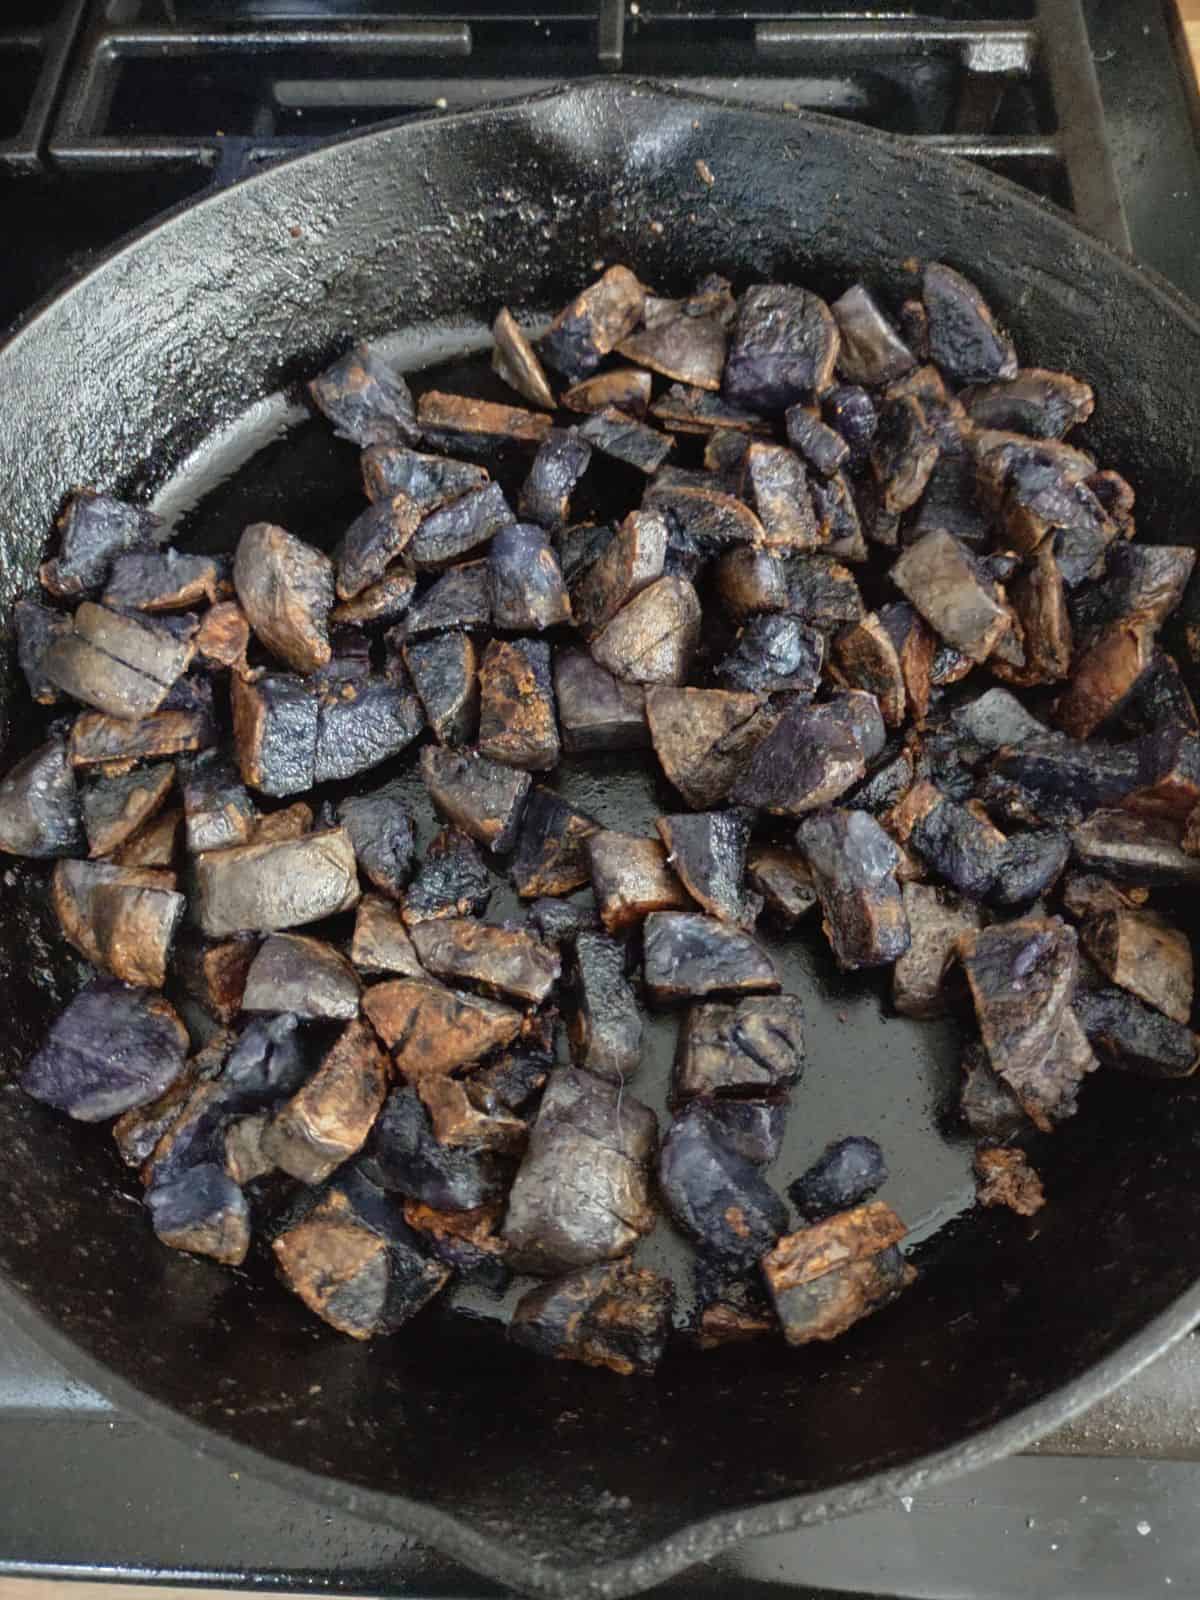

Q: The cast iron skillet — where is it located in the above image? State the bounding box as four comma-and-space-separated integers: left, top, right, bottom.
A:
2, 80, 1200, 1600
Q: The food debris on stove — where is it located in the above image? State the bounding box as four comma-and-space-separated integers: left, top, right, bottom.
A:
17, 256, 1191, 1369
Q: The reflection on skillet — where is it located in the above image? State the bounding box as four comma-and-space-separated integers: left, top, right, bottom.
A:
6, 254, 1198, 1379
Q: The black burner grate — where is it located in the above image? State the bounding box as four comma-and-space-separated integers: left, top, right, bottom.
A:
0, 0, 1127, 253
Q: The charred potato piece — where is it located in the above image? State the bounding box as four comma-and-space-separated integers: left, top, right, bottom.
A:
511, 1261, 673, 1377
489, 523, 573, 634
797, 808, 910, 970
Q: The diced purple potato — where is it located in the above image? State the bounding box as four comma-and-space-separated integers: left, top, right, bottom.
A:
539, 265, 646, 382
40, 490, 165, 600
308, 342, 419, 448
517, 435, 592, 537
502, 1067, 657, 1273
313, 674, 425, 784
233, 523, 334, 675
401, 826, 494, 926
14, 598, 71, 704
718, 615, 824, 697
658, 1101, 789, 1266
492, 306, 556, 409
656, 809, 757, 927
511, 786, 599, 899
724, 284, 839, 412
334, 495, 421, 600
477, 637, 560, 772
359, 1085, 509, 1211
642, 911, 779, 1003
241, 933, 361, 1021
146, 1162, 250, 1266
194, 828, 360, 937
797, 808, 910, 970
957, 917, 1096, 1131
409, 919, 560, 1006
731, 692, 885, 816
407, 482, 515, 571
673, 994, 804, 1101
510, 1261, 674, 1376
361, 443, 487, 509
393, 560, 491, 638
336, 780, 415, 899
272, 1168, 450, 1338
103, 549, 224, 613
567, 929, 642, 1084
553, 648, 648, 754
22, 977, 189, 1121
180, 751, 255, 854
787, 1136, 888, 1220
419, 745, 531, 853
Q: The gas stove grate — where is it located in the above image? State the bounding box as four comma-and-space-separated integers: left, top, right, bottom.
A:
0, 0, 1135, 251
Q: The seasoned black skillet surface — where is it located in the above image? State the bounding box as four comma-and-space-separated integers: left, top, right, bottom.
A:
1, 80, 1200, 1600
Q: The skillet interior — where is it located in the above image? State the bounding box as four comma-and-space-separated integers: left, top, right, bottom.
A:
2, 81, 1200, 1599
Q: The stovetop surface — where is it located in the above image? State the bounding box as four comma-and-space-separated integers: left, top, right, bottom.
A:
2, 2, 1200, 1595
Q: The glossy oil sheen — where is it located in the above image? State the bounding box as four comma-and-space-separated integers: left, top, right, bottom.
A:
1, 81, 1200, 1600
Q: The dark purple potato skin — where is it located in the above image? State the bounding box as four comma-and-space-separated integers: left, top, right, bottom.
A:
992, 830, 1071, 908
41, 490, 165, 599
788, 1136, 889, 1220
308, 343, 419, 448
22, 978, 188, 1122
358, 1087, 508, 1212
1073, 985, 1200, 1080
396, 561, 491, 638
0, 738, 85, 859
642, 912, 779, 1003
145, 1161, 250, 1262
313, 675, 425, 783
718, 616, 824, 697
724, 284, 838, 412
337, 781, 416, 898
403, 827, 494, 923
658, 1103, 789, 1267
488, 523, 573, 632
518, 433, 592, 534
221, 1013, 309, 1111
704, 1098, 787, 1167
